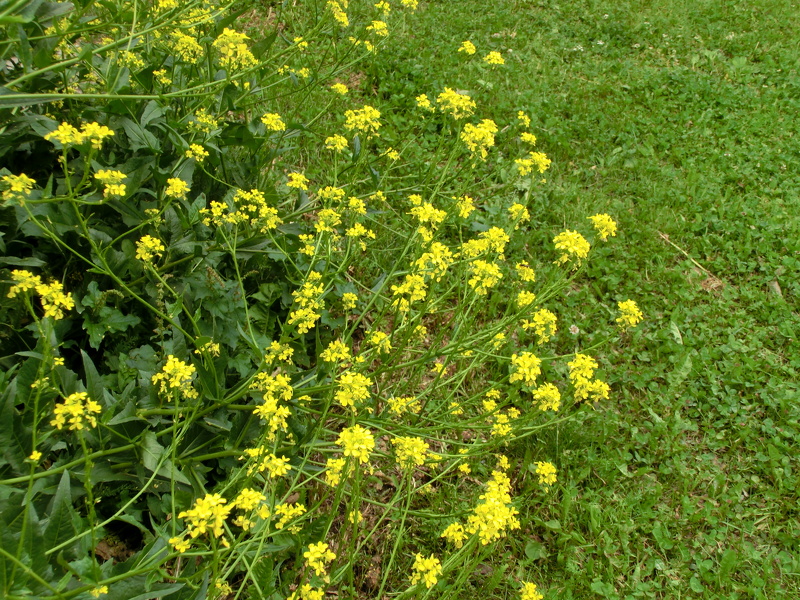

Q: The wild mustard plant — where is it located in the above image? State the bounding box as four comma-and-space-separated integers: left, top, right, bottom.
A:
0, 0, 644, 598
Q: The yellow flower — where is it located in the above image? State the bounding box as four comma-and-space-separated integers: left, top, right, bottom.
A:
135, 235, 165, 263
212, 27, 258, 71
521, 581, 544, 600
441, 522, 466, 548
588, 213, 617, 241
533, 383, 561, 411
330, 82, 349, 94
325, 457, 346, 486
90, 586, 109, 598
509, 352, 541, 385
342, 292, 358, 310
151, 355, 198, 400
520, 132, 537, 145
321, 339, 352, 363
344, 105, 382, 137
508, 203, 530, 226
327, 0, 349, 27
392, 436, 429, 469
466, 469, 520, 544
415, 94, 434, 111
184, 144, 209, 161
467, 260, 502, 295
366, 20, 388, 36
178, 493, 232, 538
517, 290, 536, 308
518, 111, 532, 128
437, 87, 476, 119
44, 122, 83, 146
35, 280, 74, 319
169, 536, 191, 553
616, 299, 643, 329
483, 51, 505, 65
274, 502, 306, 529
335, 371, 372, 408
171, 32, 204, 63
28, 450, 42, 462
516, 151, 552, 176
387, 395, 420, 415
51, 392, 101, 431
286, 172, 309, 190
458, 40, 476, 55
367, 330, 392, 353
534, 461, 557, 486
189, 108, 219, 133
516, 261, 536, 282
153, 69, 172, 85
460, 119, 498, 160
1, 173, 36, 202
325, 134, 349, 152
336, 424, 375, 463
411, 553, 442, 588
7, 269, 42, 298
261, 113, 286, 131
522, 308, 558, 344
304, 541, 336, 576
95, 170, 127, 198
165, 178, 189, 199
553, 230, 590, 266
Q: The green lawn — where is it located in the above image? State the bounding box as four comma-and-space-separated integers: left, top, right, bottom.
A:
369, 0, 800, 597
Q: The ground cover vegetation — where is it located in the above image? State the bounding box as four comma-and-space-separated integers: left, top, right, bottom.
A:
0, 0, 796, 600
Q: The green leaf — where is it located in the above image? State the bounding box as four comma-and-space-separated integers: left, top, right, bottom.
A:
120, 117, 161, 152
718, 548, 738, 580
139, 432, 191, 486
43, 471, 77, 556
652, 521, 674, 550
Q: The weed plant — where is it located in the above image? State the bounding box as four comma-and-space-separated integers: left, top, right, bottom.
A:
0, 0, 646, 599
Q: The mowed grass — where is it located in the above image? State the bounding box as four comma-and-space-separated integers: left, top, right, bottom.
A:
366, 0, 800, 597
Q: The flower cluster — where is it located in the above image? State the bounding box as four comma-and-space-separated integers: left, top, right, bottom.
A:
44, 121, 114, 148
288, 271, 325, 333
616, 299, 643, 329
178, 493, 232, 538
568, 353, 610, 403
553, 230, 590, 267
337, 425, 375, 463
589, 213, 617, 241
515, 151, 551, 176
534, 461, 557, 486
344, 105, 382, 137
201, 188, 282, 233
51, 392, 102, 431
304, 542, 336, 576
532, 383, 561, 411
509, 352, 541, 385
335, 371, 372, 409
251, 372, 293, 438
437, 87, 476, 119
7, 270, 75, 320
392, 436, 429, 470
213, 28, 258, 71
95, 170, 127, 197
461, 119, 498, 160
411, 553, 442, 588
151, 355, 198, 400
135, 235, 165, 263
1, 173, 36, 202
466, 469, 521, 544
522, 308, 558, 344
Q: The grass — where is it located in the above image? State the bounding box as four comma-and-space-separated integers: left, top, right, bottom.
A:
364, 0, 800, 597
